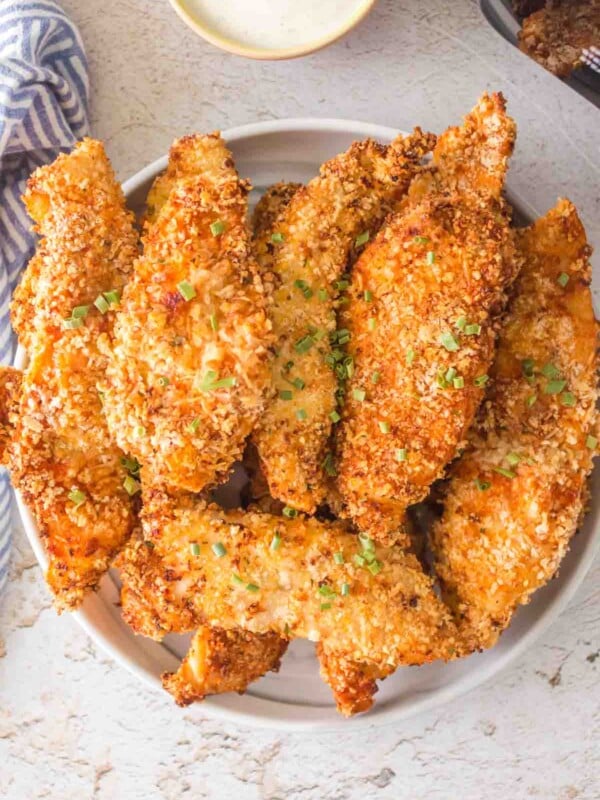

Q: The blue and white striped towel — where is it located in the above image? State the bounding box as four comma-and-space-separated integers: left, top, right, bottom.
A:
0, 1, 89, 596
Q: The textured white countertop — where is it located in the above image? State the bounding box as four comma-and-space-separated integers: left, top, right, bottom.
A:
1, 1, 599, 797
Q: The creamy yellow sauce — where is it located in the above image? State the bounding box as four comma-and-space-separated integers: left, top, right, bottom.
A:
184, 0, 371, 51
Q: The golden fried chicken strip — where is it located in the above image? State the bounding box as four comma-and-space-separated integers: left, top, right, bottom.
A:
8, 140, 138, 610
432, 199, 599, 650
162, 627, 288, 706
103, 134, 272, 493
251, 181, 301, 240
335, 95, 518, 544
316, 644, 394, 717
117, 497, 458, 673
0, 367, 22, 465
252, 130, 436, 514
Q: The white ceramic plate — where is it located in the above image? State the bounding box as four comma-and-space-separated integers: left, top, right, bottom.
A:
15, 118, 600, 731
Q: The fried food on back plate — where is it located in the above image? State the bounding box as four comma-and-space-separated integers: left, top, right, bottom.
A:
432, 199, 599, 650
252, 130, 436, 514
162, 626, 288, 706
335, 93, 519, 544
117, 496, 458, 675
103, 134, 272, 494
9, 140, 139, 610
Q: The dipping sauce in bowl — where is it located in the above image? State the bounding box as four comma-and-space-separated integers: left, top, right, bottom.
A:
169, 0, 377, 59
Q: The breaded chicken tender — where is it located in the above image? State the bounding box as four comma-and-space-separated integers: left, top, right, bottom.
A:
116, 496, 458, 672
251, 181, 301, 240
103, 134, 272, 493
162, 626, 288, 706
0, 367, 22, 465
9, 140, 138, 610
335, 94, 519, 544
252, 130, 436, 514
432, 199, 599, 650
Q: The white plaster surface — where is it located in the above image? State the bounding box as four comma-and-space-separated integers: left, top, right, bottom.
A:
1, 1, 599, 797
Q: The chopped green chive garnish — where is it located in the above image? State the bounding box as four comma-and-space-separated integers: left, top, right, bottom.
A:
135, 425, 146, 437
474, 374, 489, 387
359, 533, 375, 552
522, 359, 535, 377
557, 272, 570, 287
246, 583, 260, 593
199, 371, 236, 392
364, 289, 373, 302
465, 323, 481, 336
282, 506, 297, 518
334, 552, 344, 565
371, 371, 380, 384
103, 289, 121, 306
474, 478, 490, 491
212, 542, 226, 558
232, 573, 244, 585
426, 251, 436, 265
352, 388, 366, 402
318, 288, 328, 301
186, 418, 200, 434
271, 232, 284, 243
209, 313, 218, 332
541, 363, 560, 379
561, 392, 576, 407
120, 456, 141, 475
395, 448, 407, 462
210, 220, 225, 237
526, 394, 538, 407
294, 334, 314, 354
68, 488, 86, 507
72, 305, 90, 319
445, 367, 457, 383
123, 475, 141, 495
318, 585, 336, 598
406, 347, 415, 365
586, 435, 597, 450
439, 331, 459, 352
414, 236, 430, 245
341, 582, 350, 596
158, 376, 170, 387
177, 280, 196, 301
335, 279, 350, 292
329, 410, 341, 423
283, 360, 294, 372
320, 602, 332, 611
189, 543, 200, 556
294, 279, 313, 299
270, 533, 281, 551
456, 316, 467, 332
94, 295, 110, 314
355, 231, 370, 247
353, 553, 366, 567
453, 376, 465, 389
368, 318, 377, 331
506, 453, 521, 466
493, 466, 516, 479
296, 408, 307, 420
322, 452, 337, 477
367, 560, 382, 575
544, 379, 567, 395
279, 389, 293, 401
379, 421, 390, 434
292, 377, 305, 390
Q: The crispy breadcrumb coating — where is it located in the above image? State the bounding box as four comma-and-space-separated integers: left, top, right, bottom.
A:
103, 134, 272, 493
0, 367, 22, 465
251, 181, 301, 240
335, 94, 519, 544
116, 496, 458, 672
9, 139, 138, 610
162, 627, 288, 706
316, 644, 394, 717
252, 130, 436, 514
432, 199, 599, 650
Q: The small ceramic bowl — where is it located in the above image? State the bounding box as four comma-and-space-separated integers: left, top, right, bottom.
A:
167, 0, 378, 60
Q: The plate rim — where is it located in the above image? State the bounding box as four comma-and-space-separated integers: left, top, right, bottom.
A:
15, 116, 600, 731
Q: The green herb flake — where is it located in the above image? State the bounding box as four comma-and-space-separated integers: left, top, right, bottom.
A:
352, 388, 366, 402
63, 317, 84, 330
506, 453, 521, 466
367, 560, 382, 575
271, 232, 284, 243
189, 542, 200, 556
210, 220, 225, 237
368, 318, 377, 332
544, 379, 567, 395
279, 389, 293, 401
158, 376, 170, 387
355, 231, 370, 247
209, 313, 218, 332
453, 376, 465, 389
465, 323, 481, 336
94, 295, 110, 314
334, 552, 344, 565
68, 488, 86, 507
282, 506, 297, 518
395, 448, 407, 462
561, 392, 576, 407
541, 363, 560, 379
318, 288, 328, 302
526, 394, 538, 408
212, 542, 227, 558
320, 602, 332, 611
439, 331, 459, 352
521, 359, 535, 377
292, 377, 305, 390
186, 418, 200, 434
341, 582, 350, 597
557, 272, 570, 287
296, 408, 307, 421
103, 289, 121, 306
426, 251, 436, 265
378, 420, 390, 434
270, 533, 282, 551
586, 435, 598, 450
406, 347, 416, 365
246, 583, 260, 593
474, 374, 489, 387
329, 410, 341, 423
318, 585, 336, 598
455, 316, 467, 332
364, 289, 373, 302
322, 452, 337, 477
231, 573, 244, 585
294, 334, 314, 354
371, 371, 380, 384
177, 280, 196, 301
413, 236, 430, 245
493, 466, 516, 479
474, 478, 490, 491
123, 475, 141, 496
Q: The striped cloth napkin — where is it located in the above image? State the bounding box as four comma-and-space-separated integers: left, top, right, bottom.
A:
0, 0, 89, 595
